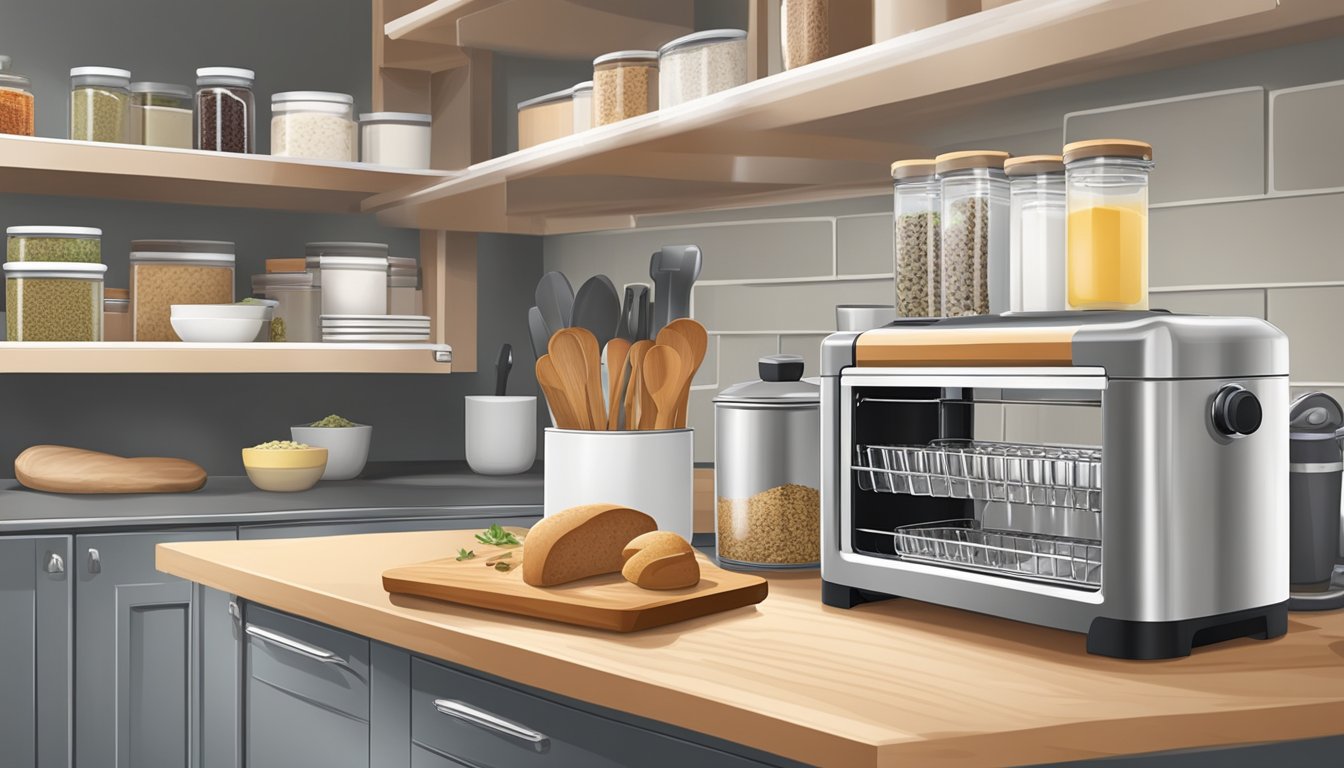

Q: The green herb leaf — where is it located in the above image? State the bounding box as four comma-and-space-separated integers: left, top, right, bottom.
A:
455, 548, 475, 561
474, 524, 521, 546
494, 561, 511, 572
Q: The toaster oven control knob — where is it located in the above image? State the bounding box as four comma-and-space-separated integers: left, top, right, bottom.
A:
1212, 385, 1262, 437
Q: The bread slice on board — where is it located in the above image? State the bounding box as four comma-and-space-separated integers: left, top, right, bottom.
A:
622, 531, 700, 590
15, 445, 207, 494
522, 504, 657, 587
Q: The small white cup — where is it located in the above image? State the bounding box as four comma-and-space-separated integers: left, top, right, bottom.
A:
465, 396, 537, 475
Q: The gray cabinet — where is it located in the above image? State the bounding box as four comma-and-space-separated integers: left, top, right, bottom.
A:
0, 535, 72, 768
74, 529, 236, 768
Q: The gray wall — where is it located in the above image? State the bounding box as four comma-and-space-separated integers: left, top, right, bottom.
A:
0, 0, 544, 474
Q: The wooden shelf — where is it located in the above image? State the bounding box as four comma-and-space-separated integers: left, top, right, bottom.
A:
367, 0, 1344, 234
0, 135, 452, 214
0, 342, 453, 374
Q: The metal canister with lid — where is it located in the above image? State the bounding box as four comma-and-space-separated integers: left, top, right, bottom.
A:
714, 354, 820, 569
1288, 392, 1344, 593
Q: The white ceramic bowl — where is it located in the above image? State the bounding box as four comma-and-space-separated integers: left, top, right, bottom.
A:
172, 303, 272, 320
290, 424, 373, 480
170, 316, 265, 343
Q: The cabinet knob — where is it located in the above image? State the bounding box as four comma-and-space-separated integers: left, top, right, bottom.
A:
44, 552, 65, 574
87, 548, 102, 575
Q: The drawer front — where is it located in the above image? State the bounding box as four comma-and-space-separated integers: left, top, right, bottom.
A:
246, 605, 370, 720
410, 658, 770, 768
248, 675, 368, 768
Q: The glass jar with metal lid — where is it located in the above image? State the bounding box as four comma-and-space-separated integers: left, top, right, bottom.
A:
1063, 139, 1154, 311
714, 354, 821, 569
271, 91, 357, 162
658, 29, 748, 109
891, 159, 940, 318
4, 262, 106, 341
0, 64, 34, 136
1005, 154, 1066, 312
196, 67, 255, 153
7, 226, 101, 263
129, 239, 236, 340
592, 50, 658, 126
70, 66, 132, 143
936, 149, 1010, 317
130, 82, 193, 148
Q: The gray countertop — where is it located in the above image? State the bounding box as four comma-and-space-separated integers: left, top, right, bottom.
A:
0, 461, 544, 533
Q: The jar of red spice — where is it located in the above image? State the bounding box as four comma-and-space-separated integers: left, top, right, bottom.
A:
0, 69, 35, 137
195, 67, 255, 153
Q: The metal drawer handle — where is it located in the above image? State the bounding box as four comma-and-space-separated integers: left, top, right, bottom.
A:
45, 552, 65, 574
433, 698, 550, 750
87, 548, 101, 574
244, 625, 351, 671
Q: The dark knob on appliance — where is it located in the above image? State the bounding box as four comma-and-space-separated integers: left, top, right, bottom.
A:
1212, 385, 1262, 436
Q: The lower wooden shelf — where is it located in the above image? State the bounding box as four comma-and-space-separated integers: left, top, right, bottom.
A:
0, 342, 453, 374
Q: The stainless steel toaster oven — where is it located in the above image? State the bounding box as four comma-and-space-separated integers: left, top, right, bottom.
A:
820, 312, 1288, 659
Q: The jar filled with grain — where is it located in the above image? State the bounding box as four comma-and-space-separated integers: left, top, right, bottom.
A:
592, 51, 658, 126
891, 160, 940, 318
1063, 139, 1153, 311
516, 88, 573, 151
4, 262, 106, 341
936, 150, 1010, 317
130, 82, 193, 149
196, 67, 255, 154
103, 287, 131, 341
252, 270, 319, 343
714, 354, 821, 569
658, 30, 747, 109
1005, 155, 1066, 312
69, 67, 131, 143
6, 226, 101, 263
0, 68, 34, 137
129, 240, 236, 341
271, 91, 357, 162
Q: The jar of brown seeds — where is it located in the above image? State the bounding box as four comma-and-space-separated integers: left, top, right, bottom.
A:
592, 50, 658, 126
936, 150, 1010, 317
129, 240, 236, 341
891, 159, 941, 318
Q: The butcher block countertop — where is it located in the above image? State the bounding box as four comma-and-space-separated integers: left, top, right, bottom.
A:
157, 531, 1344, 768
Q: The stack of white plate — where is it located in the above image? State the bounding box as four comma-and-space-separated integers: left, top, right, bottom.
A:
321, 314, 430, 342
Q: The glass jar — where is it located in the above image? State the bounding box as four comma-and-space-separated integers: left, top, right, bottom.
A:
129, 240, 236, 341
1063, 139, 1153, 311
6, 226, 101, 263
252, 270, 319, 343
592, 51, 658, 126
103, 287, 131, 341
570, 81, 593, 134
1005, 155, 1066, 313
658, 30, 747, 109
516, 88, 573, 151
891, 159, 940, 318
359, 112, 431, 169
70, 67, 131, 143
388, 256, 420, 315
130, 82, 193, 149
714, 355, 821, 569
271, 91, 356, 162
783, 0, 829, 70
196, 67, 255, 154
937, 150, 1010, 317
0, 69, 34, 137
4, 262, 106, 341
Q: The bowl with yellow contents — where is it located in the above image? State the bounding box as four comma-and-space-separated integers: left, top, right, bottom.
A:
242, 440, 328, 492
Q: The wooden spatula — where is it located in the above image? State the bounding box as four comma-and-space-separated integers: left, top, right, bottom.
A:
567, 327, 607, 429
663, 318, 708, 428
547, 331, 594, 430
641, 345, 684, 431
536, 355, 582, 430
604, 338, 632, 430
624, 340, 653, 431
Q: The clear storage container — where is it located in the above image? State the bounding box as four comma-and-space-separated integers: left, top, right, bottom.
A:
103, 287, 131, 341
1005, 155, 1066, 313
0, 68, 34, 137
70, 67, 131, 143
873, 0, 978, 40
310, 242, 388, 316
891, 159, 940, 318
1063, 139, 1153, 311
388, 256, 420, 315
196, 67, 255, 153
6, 226, 101, 263
252, 270, 320, 342
4, 262, 106, 341
714, 355, 821, 569
658, 30, 747, 109
517, 88, 573, 150
783, 0, 871, 70
937, 150, 1010, 317
129, 240, 236, 341
130, 82, 193, 148
271, 91, 356, 162
359, 112, 431, 169
592, 51, 658, 126
570, 81, 593, 133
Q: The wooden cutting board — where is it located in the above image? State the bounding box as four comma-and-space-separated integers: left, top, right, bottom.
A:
382, 529, 768, 632
15, 445, 207, 494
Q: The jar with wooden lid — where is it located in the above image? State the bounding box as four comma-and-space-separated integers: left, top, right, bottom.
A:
592, 51, 658, 126
1005, 155, 1066, 312
936, 150, 1010, 317
1063, 139, 1153, 311
891, 159, 940, 318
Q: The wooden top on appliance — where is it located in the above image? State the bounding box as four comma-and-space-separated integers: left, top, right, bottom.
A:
158, 531, 1344, 768
855, 326, 1077, 367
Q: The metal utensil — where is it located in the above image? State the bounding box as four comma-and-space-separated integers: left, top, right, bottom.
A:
649, 245, 702, 334
621, 284, 649, 342
494, 343, 513, 396
571, 275, 622, 351
534, 271, 574, 338
637, 287, 651, 341
527, 307, 549, 360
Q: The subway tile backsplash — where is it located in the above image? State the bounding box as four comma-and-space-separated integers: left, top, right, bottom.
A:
1271, 80, 1344, 193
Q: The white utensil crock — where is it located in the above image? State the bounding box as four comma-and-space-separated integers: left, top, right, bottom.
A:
465, 396, 537, 475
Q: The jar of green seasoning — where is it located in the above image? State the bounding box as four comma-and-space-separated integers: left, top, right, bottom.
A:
70, 66, 131, 143
6, 226, 102, 263
4, 261, 106, 341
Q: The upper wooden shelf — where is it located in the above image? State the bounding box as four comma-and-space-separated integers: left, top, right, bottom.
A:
367, 0, 1344, 234
0, 342, 453, 374
0, 135, 451, 215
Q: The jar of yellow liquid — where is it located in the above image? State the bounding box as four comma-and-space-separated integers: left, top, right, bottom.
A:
1063, 139, 1154, 310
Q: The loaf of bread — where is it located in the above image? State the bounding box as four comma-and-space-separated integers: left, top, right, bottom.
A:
522, 504, 657, 587
15, 445, 207, 494
621, 531, 700, 590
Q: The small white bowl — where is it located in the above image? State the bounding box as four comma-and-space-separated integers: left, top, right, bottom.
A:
172, 303, 272, 320
290, 424, 373, 480
171, 316, 265, 343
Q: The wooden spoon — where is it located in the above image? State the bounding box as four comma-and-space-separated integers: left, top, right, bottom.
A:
624, 340, 653, 431
547, 331, 594, 430
535, 355, 581, 430
663, 318, 708, 427
655, 325, 694, 425
640, 345, 684, 431
568, 327, 607, 429
604, 338, 631, 430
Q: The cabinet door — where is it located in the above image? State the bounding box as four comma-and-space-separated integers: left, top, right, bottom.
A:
75, 529, 236, 768
0, 535, 72, 768
199, 586, 242, 768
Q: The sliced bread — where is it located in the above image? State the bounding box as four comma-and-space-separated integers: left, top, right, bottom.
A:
621, 531, 700, 590
522, 504, 657, 587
